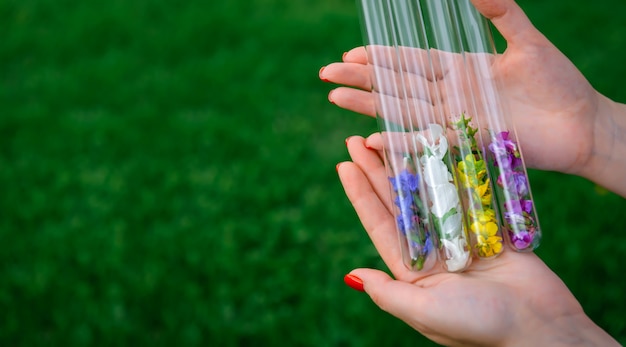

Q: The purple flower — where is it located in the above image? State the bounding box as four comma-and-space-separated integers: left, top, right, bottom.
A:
410, 231, 433, 256
396, 198, 418, 234
510, 155, 522, 170
510, 231, 532, 249
423, 231, 434, 255
489, 132, 522, 170
390, 169, 419, 194
521, 199, 533, 214
497, 171, 529, 197
503, 155, 522, 170
506, 199, 533, 216
488, 130, 539, 248
496, 131, 517, 152
512, 173, 529, 197
488, 141, 507, 157
391, 169, 420, 234
397, 214, 411, 234
504, 211, 525, 226
394, 193, 414, 211
493, 151, 521, 170
488, 131, 513, 153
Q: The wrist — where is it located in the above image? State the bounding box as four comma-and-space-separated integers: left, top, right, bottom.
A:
541, 313, 619, 347
505, 312, 619, 347
580, 94, 626, 197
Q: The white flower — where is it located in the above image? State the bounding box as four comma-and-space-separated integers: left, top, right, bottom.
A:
427, 183, 459, 218
421, 156, 452, 187
415, 123, 470, 272
440, 211, 462, 238
415, 124, 448, 160
441, 236, 470, 272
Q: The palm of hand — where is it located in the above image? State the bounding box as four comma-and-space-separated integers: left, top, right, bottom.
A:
323, 41, 598, 174
493, 43, 598, 173
338, 136, 584, 346
398, 252, 577, 346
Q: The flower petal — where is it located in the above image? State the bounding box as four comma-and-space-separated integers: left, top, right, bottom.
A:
429, 183, 460, 218
422, 156, 452, 187
441, 236, 470, 271
441, 211, 462, 238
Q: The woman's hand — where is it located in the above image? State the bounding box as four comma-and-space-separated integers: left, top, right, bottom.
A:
321, 0, 626, 197
336, 136, 619, 346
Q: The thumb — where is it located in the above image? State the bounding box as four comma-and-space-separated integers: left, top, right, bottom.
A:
469, 0, 541, 46
345, 269, 433, 324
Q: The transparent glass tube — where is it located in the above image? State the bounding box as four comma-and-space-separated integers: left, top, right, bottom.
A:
358, 0, 437, 272
452, 0, 542, 252
357, 0, 540, 271
412, 0, 506, 260
358, 0, 472, 272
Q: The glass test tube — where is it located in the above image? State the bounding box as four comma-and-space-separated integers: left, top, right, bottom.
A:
417, 0, 506, 259
453, 0, 542, 252
358, 0, 437, 272
357, 0, 541, 268
358, 0, 472, 272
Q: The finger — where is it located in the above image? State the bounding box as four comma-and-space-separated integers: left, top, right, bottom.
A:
344, 46, 447, 82
345, 136, 393, 215
373, 89, 437, 128
337, 157, 410, 277
320, 62, 372, 91
343, 47, 368, 64
373, 66, 436, 104
469, 0, 540, 45
343, 46, 446, 81
349, 268, 435, 328
329, 87, 437, 127
341, 137, 444, 279
367, 45, 448, 82
329, 87, 376, 118
322, 61, 436, 104
365, 127, 464, 156
365, 132, 384, 151
363, 131, 426, 159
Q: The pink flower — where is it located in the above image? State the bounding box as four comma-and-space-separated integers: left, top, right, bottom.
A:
510, 231, 532, 250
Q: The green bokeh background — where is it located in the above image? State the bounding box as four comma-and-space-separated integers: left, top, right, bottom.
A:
2, 0, 626, 345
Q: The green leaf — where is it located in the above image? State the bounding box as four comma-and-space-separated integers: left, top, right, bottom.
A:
440, 208, 458, 224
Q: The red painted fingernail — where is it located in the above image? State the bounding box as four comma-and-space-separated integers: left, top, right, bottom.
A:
336, 163, 341, 172
344, 274, 365, 292
345, 136, 353, 146
319, 66, 330, 82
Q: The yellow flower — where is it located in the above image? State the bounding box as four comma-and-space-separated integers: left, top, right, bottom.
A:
457, 154, 488, 190
470, 210, 503, 257
470, 208, 496, 224
456, 162, 471, 188
475, 169, 487, 183
475, 178, 492, 206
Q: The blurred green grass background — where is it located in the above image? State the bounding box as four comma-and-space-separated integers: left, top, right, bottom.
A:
1, 0, 626, 345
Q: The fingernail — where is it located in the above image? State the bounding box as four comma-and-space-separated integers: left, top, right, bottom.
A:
328, 90, 336, 104
345, 136, 353, 146
319, 66, 330, 82
344, 274, 365, 292
342, 52, 348, 61
335, 163, 342, 172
